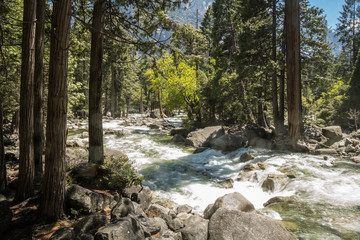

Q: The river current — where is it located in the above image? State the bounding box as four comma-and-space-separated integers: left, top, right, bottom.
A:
69, 115, 360, 239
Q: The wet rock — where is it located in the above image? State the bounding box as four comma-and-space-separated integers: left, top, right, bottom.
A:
74, 214, 109, 236
124, 185, 152, 211
185, 126, 225, 148
177, 204, 192, 214
149, 124, 161, 130
215, 179, 234, 189
210, 133, 247, 152
351, 156, 360, 163
237, 172, 258, 182
180, 215, 209, 240
172, 134, 186, 143
66, 184, 116, 214
238, 152, 254, 162
262, 178, 275, 192
208, 208, 294, 240
243, 163, 259, 172
49, 228, 75, 240
257, 162, 269, 170
111, 198, 135, 220
262, 174, 289, 192
193, 147, 209, 154
315, 148, 338, 155
80, 132, 89, 139
263, 196, 295, 207
170, 128, 190, 138
94, 216, 144, 240
322, 126, 342, 146
203, 192, 254, 219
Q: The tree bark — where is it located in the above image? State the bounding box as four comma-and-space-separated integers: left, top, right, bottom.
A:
285, 0, 302, 146
272, 0, 279, 133
140, 88, 144, 115
89, 0, 105, 164
0, 102, 6, 194
34, 0, 45, 176
15, 0, 36, 203
40, 0, 71, 220
110, 60, 117, 118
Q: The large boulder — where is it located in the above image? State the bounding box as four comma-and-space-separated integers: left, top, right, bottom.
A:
123, 185, 152, 211
208, 208, 294, 240
170, 128, 190, 138
180, 215, 208, 240
94, 216, 144, 240
74, 214, 109, 236
322, 126, 343, 146
111, 198, 135, 220
210, 134, 247, 152
66, 184, 117, 214
185, 126, 225, 148
244, 125, 274, 149
203, 192, 254, 219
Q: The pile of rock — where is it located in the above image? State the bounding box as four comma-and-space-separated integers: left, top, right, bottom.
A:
51, 187, 294, 240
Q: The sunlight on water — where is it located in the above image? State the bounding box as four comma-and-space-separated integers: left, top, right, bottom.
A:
68, 116, 360, 239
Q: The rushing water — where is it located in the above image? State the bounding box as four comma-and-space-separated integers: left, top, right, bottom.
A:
69, 115, 360, 239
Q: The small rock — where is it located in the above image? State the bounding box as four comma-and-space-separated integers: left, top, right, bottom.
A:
193, 147, 209, 154
146, 204, 170, 218
257, 162, 269, 170
177, 204, 192, 214
239, 152, 255, 162
263, 196, 295, 207
180, 215, 209, 240
216, 179, 234, 189
243, 163, 259, 172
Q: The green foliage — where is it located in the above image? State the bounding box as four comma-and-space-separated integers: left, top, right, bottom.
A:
145, 53, 198, 114
303, 78, 349, 126
103, 156, 144, 191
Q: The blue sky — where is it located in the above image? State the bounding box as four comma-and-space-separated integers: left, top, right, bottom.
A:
309, 0, 344, 29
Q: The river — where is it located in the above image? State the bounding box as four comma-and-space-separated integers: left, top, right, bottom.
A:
69, 115, 360, 239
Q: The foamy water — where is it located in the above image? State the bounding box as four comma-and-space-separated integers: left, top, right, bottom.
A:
69, 116, 360, 239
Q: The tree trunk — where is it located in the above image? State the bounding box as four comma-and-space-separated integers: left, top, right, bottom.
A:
40, 0, 71, 220
285, 0, 302, 146
110, 60, 117, 118
272, 0, 279, 133
0, 102, 6, 194
88, 0, 105, 164
34, 0, 45, 176
158, 89, 163, 117
15, 0, 36, 203
140, 88, 144, 115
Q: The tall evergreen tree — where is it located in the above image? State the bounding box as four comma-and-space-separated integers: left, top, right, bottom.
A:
88, 0, 106, 164
41, 0, 71, 220
15, 0, 36, 203
285, 0, 302, 146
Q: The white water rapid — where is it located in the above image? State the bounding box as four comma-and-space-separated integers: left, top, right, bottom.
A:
69, 115, 360, 239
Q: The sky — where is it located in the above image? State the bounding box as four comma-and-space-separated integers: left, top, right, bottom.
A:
309, 0, 344, 29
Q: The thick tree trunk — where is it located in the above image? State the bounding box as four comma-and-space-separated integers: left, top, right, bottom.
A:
272, 0, 279, 133
15, 0, 36, 203
89, 0, 105, 164
0, 102, 6, 194
285, 0, 302, 146
34, 0, 45, 176
40, 0, 71, 220
110, 61, 117, 118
